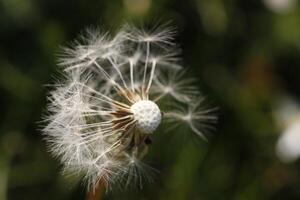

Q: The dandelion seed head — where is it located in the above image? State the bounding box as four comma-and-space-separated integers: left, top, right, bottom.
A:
42, 23, 216, 191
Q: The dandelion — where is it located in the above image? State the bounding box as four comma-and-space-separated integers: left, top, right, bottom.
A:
42, 23, 216, 191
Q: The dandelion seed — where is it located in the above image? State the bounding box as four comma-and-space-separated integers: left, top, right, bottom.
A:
42, 23, 216, 191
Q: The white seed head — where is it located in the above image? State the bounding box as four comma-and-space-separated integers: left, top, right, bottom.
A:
42, 23, 216, 190
131, 100, 161, 134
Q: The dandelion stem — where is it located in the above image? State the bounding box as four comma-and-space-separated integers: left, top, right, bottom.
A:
86, 180, 105, 200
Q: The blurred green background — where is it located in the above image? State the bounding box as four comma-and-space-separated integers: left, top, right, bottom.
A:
1, 0, 300, 199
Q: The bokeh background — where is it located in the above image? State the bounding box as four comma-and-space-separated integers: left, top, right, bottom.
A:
1, 0, 300, 199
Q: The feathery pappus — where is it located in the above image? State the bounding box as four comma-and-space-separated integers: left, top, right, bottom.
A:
42, 23, 216, 190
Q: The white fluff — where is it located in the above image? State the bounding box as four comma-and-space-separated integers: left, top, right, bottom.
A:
43, 23, 216, 190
